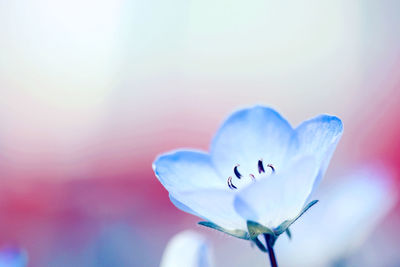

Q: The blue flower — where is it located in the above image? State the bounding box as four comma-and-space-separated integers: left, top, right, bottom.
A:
153, 106, 342, 241
160, 230, 213, 267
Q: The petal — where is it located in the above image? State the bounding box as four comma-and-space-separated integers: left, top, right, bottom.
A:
0, 248, 28, 267
160, 230, 213, 267
153, 150, 225, 193
172, 189, 246, 231
294, 115, 343, 190
210, 106, 295, 180
169, 194, 201, 218
234, 156, 319, 229
154, 150, 246, 231
314, 166, 397, 252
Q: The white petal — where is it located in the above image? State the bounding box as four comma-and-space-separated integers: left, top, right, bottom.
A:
210, 106, 295, 181
160, 230, 213, 267
153, 150, 225, 193
294, 114, 343, 190
172, 189, 247, 231
234, 156, 319, 229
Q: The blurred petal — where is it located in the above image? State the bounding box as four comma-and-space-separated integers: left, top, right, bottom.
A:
210, 106, 294, 179
234, 156, 319, 228
160, 230, 213, 267
276, 165, 397, 267
294, 115, 343, 189
0, 247, 28, 267
153, 150, 224, 193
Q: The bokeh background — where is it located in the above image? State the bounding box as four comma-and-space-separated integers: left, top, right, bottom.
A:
0, 1, 400, 266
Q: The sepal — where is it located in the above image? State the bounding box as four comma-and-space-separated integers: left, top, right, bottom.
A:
252, 236, 268, 252
198, 200, 318, 253
247, 220, 277, 252
274, 200, 319, 236
246, 200, 318, 252
247, 220, 275, 239
198, 221, 250, 240
285, 228, 292, 240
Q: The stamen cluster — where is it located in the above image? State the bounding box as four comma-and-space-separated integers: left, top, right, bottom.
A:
227, 160, 275, 190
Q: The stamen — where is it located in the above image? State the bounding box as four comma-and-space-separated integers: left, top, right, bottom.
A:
227, 176, 237, 190
249, 174, 256, 181
267, 164, 275, 173
258, 160, 265, 174
234, 165, 242, 179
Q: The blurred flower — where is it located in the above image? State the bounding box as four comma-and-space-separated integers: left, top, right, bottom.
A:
153, 106, 342, 244
276, 166, 397, 267
0, 247, 28, 267
160, 230, 213, 267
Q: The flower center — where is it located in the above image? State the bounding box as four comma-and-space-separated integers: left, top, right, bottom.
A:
227, 159, 275, 190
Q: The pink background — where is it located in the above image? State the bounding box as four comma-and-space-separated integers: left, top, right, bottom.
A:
0, 1, 399, 266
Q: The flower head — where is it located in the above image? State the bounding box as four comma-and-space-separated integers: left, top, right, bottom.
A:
160, 230, 213, 267
153, 106, 342, 243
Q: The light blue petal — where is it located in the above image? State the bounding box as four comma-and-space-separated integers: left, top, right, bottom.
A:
234, 156, 319, 229
153, 150, 225, 193
154, 151, 245, 230
172, 189, 246, 231
169, 194, 201, 218
210, 106, 295, 180
160, 230, 213, 267
294, 115, 343, 190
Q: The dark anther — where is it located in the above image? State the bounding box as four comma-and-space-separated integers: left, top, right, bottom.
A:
227, 176, 237, 190
258, 160, 265, 174
267, 164, 275, 173
234, 165, 242, 179
249, 174, 256, 181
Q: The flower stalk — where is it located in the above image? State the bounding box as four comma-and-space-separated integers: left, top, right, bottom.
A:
264, 234, 278, 267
